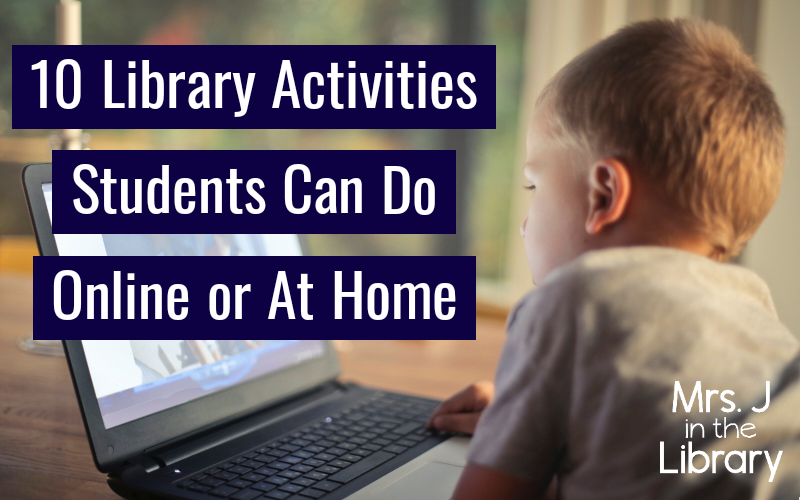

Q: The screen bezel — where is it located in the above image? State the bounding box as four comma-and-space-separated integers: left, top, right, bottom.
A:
63, 339, 340, 472
22, 163, 59, 257
23, 163, 341, 472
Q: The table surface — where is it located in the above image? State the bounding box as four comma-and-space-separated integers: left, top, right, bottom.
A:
0, 273, 507, 500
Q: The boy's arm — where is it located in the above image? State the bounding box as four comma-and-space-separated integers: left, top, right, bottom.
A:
452, 288, 574, 499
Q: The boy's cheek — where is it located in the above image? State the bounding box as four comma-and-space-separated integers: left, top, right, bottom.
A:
522, 218, 549, 282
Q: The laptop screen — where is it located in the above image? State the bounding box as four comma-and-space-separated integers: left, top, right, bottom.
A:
42, 183, 304, 257
42, 182, 327, 429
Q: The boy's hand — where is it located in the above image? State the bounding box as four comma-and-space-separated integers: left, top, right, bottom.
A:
426, 381, 495, 435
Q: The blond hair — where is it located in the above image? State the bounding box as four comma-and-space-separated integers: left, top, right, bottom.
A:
539, 18, 785, 259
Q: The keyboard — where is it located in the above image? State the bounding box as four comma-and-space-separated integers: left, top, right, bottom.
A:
175, 392, 444, 499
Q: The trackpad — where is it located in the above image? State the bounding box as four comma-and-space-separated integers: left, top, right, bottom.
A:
375, 462, 464, 500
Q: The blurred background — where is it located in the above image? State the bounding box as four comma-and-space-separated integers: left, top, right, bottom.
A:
0, 0, 798, 333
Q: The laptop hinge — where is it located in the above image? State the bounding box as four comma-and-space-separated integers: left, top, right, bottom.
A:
130, 454, 164, 474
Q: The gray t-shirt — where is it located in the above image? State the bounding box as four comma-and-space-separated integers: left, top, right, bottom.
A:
469, 247, 799, 499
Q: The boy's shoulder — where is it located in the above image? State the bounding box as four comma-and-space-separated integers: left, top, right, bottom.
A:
508, 246, 787, 348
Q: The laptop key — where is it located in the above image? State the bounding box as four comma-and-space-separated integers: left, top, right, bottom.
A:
231, 489, 262, 500
393, 422, 422, 435
279, 444, 301, 452
338, 442, 358, 450
327, 460, 350, 469
290, 464, 314, 473
303, 445, 325, 454
362, 444, 382, 452
255, 466, 278, 476
187, 484, 212, 493
324, 447, 347, 456
278, 470, 302, 479
304, 471, 328, 481
293, 450, 315, 459
229, 466, 252, 475
315, 439, 336, 448
282, 456, 304, 464
279, 484, 304, 494
266, 476, 290, 485
241, 472, 266, 482
302, 459, 325, 467
256, 454, 277, 463
373, 415, 404, 425
313, 453, 336, 461
265, 490, 292, 499
327, 451, 395, 483
228, 479, 253, 489
271, 462, 292, 470
340, 454, 362, 463
299, 487, 326, 498
314, 480, 340, 492
383, 445, 408, 454
292, 477, 317, 487
209, 485, 240, 497
215, 471, 238, 481
397, 439, 416, 447
252, 481, 277, 493
241, 460, 263, 469
199, 477, 226, 487
350, 449, 372, 457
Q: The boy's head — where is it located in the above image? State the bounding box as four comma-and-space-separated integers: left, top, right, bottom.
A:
521, 18, 785, 285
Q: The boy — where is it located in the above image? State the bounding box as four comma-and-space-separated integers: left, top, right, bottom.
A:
428, 18, 798, 499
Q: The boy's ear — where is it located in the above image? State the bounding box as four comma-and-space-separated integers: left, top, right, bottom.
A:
585, 158, 632, 234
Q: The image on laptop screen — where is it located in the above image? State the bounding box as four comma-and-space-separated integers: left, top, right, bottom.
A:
42, 182, 326, 429
83, 339, 326, 429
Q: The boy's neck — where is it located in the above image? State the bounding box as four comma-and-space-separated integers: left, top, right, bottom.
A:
666, 239, 723, 261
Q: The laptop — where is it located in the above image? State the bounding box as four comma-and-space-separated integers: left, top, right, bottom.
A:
22, 162, 470, 500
